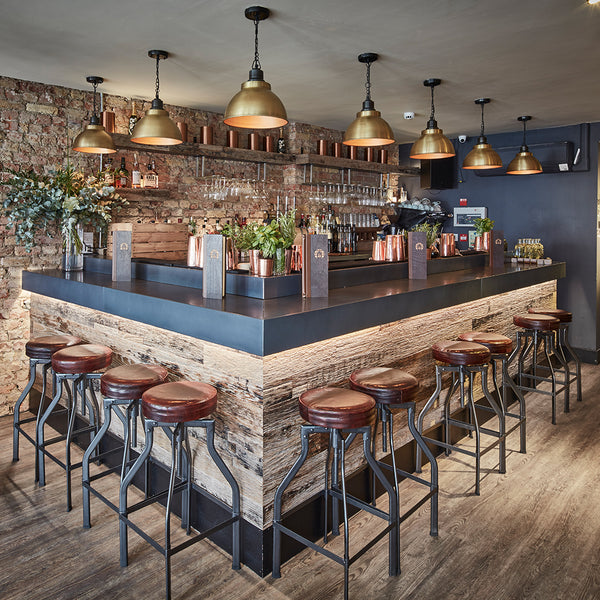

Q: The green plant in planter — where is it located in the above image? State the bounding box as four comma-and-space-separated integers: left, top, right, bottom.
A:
411, 222, 441, 247
277, 209, 297, 250
233, 222, 259, 251
473, 217, 494, 237
254, 221, 282, 259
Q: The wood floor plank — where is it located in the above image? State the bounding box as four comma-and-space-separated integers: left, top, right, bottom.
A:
2, 363, 600, 599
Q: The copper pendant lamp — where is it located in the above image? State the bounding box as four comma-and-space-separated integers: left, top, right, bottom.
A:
73, 76, 116, 154
410, 78, 455, 160
131, 50, 183, 146
343, 53, 394, 147
506, 116, 542, 175
462, 98, 502, 170
224, 6, 288, 130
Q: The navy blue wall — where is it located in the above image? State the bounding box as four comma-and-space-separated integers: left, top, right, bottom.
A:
398, 123, 599, 359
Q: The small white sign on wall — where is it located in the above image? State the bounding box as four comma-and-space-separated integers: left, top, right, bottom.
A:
453, 206, 487, 227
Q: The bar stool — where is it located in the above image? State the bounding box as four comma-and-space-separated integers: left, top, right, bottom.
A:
13, 334, 82, 476
416, 340, 506, 496
37, 343, 113, 511
119, 381, 240, 600
528, 307, 582, 403
273, 387, 399, 600
349, 367, 438, 537
510, 313, 567, 425
458, 332, 527, 454
82, 363, 169, 528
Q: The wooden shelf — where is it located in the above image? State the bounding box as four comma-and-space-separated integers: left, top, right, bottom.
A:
116, 188, 170, 201
111, 134, 295, 166
295, 153, 420, 176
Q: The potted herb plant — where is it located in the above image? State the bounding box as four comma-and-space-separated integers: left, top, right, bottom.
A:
254, 221, 281, 276
473, 217, 495, 252
274, 209, 296, 275
411, 222, 441, 259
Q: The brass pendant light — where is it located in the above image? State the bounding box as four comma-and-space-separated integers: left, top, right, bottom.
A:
506, 116, 542, 175
462, 98, 502, 170
343, 53, 394, 147
224, 6, 288, 130
410, 78, 455, 160
73, 76, 116, 154
131, 50, 183, 146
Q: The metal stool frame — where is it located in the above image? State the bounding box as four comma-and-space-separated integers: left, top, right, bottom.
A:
82, 396, 141, 528
119, 417, 240, 600
370, 401, 439, 537
509, 329, 569, 425
37, 372, 101, 511
416, 363, 506, 496
555, 322, 583, 403
273, 424, 399, 600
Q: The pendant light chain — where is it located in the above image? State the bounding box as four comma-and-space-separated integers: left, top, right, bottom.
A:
522, 118, 527, 147
480, 102, 485, 137
252, 17, 262, 71
364, 60, 372, 103
429, 85, 436, 121
92, 80, 98, 117
155, 55, 161, 100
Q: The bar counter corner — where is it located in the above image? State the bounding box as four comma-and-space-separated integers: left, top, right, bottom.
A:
22, 258, 564, 575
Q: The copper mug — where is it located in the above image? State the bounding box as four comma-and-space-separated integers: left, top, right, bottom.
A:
176, 122, 188, 143
440, 233, 456, 257
372, 240, 386, 261
385, 235, 397, 262
265, 135, 274, 152
318, 140, 328, 155
202, 125, 214, 145
227, 130, 238, 148
349, 146, 358, 160
395, 234, 406, 261
250, 133, 262, 151
366, 147, 375, 162
248, 249, 261, 275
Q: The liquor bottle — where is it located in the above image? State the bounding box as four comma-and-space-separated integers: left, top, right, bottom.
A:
131, 153, 141, 188
103, 157, 115, 186
128, 100, 139, 135
215, 218, 223, 233
145, 160, 158, 189
116, 157, 128, 188
277, 128, 286, 153
298, 213, 306, 234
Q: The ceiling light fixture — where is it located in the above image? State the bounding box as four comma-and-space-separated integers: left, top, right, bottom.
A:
72, 76, 116, 154
343, 52, 394, 147
506, 116, 542, 175
131, 50, 183, 146
410, 78, 455, 160
462, 98, 502, 170
224, 6, 288, 129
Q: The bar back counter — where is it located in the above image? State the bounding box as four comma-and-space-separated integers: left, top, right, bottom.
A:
22, 254, 564, 574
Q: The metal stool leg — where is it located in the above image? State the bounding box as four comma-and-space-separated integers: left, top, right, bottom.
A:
337, 431, 351, 600
550, 333, 570, 414
501, 357, 527, 454
466, 371, 481, 496
164, 423, 180, 600
13, 359, 41, 462
416, 366, 443, 472
481, 366, 506, 474
561, 326, 582, 402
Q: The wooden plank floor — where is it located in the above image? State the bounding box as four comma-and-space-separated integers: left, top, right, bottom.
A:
1, 364, 600, 599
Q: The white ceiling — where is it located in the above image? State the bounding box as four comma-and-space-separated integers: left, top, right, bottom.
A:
0, 0, 598, 142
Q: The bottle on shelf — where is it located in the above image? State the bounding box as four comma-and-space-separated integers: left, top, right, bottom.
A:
103, 157, 115, 186
145, 160, 158, 189
277, 128, 286, 153
128, 100, 139, 135
116, 157, 128, 188
131, 153, 142, 189
215, 218, 223, 233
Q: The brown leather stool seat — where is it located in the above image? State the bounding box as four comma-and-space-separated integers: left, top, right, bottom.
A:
25, 334, 82, 360
458, 331, 513, 355
142, 381, 217, 423
52, 344, 113, 374
513, 313, 560, 331
528, 307, 572, 323
431, 340, 491, 366
349, 367, 419, 404
101, 364, 169, 400
299, 387, 375, 429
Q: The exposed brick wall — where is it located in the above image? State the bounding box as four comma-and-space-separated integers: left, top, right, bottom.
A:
0, 75, 396, 416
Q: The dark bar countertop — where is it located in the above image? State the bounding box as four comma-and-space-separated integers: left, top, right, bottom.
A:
23, 258, 565, 356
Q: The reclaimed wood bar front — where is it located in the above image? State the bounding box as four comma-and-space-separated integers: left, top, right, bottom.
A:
22, 259, 564, 574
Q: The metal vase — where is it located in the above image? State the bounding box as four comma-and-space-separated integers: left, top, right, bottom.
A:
187, 235, 200, 267
249, 249, 261, 275
258, 258, 273, 277
226, 238, 238, 270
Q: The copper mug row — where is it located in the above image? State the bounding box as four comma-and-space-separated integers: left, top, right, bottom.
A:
440, 233, 456, 257
385, 234, 406, 261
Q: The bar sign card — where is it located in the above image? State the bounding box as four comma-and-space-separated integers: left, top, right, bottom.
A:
112, 223, 132, 282
202, 234, 226, 299
408, 231, 427, 279
302, 234, 328, 297
489, 229, 504, 270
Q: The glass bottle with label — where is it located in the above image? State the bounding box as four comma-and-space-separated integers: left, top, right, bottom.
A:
116, 157, 128, 188
131, 153, 141, 189
145, 160, 158, 189
103, 157, 115, 186
128, 100, 139, 135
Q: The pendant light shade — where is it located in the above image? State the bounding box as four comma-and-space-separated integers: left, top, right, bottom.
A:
462, 98, 502, 170
410, 78, 455, 160
343, 53, 394, 147
131, 50, 182, 146
73, 76, 116, 154
506, 116, 542, 175
224, 6, 288, 129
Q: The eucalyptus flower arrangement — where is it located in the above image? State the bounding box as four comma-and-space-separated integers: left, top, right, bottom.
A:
2, 165, 127, 252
